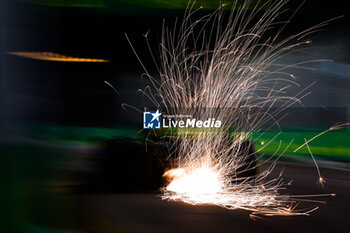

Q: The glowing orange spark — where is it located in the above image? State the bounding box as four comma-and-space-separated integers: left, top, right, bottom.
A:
7, 52, 109, 62
297, 29, 327, 40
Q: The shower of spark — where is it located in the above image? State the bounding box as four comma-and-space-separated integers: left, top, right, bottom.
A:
127, 0, 337, 216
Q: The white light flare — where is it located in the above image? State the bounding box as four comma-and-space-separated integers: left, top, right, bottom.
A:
165, 166, 223, 202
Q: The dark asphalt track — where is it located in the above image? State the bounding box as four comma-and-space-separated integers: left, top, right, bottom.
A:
73, 162, 350, 233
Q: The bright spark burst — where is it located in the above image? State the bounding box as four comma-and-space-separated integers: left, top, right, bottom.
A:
127, 0, 338, 217
163, 165, 280, 209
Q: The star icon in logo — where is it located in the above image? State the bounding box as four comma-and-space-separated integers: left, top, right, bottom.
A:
150, 110, 161, 122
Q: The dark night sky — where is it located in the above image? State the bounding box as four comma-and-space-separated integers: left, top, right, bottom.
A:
1, 0, 349, 129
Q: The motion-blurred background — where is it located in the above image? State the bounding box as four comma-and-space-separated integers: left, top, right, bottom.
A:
1, 0, 349, 232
